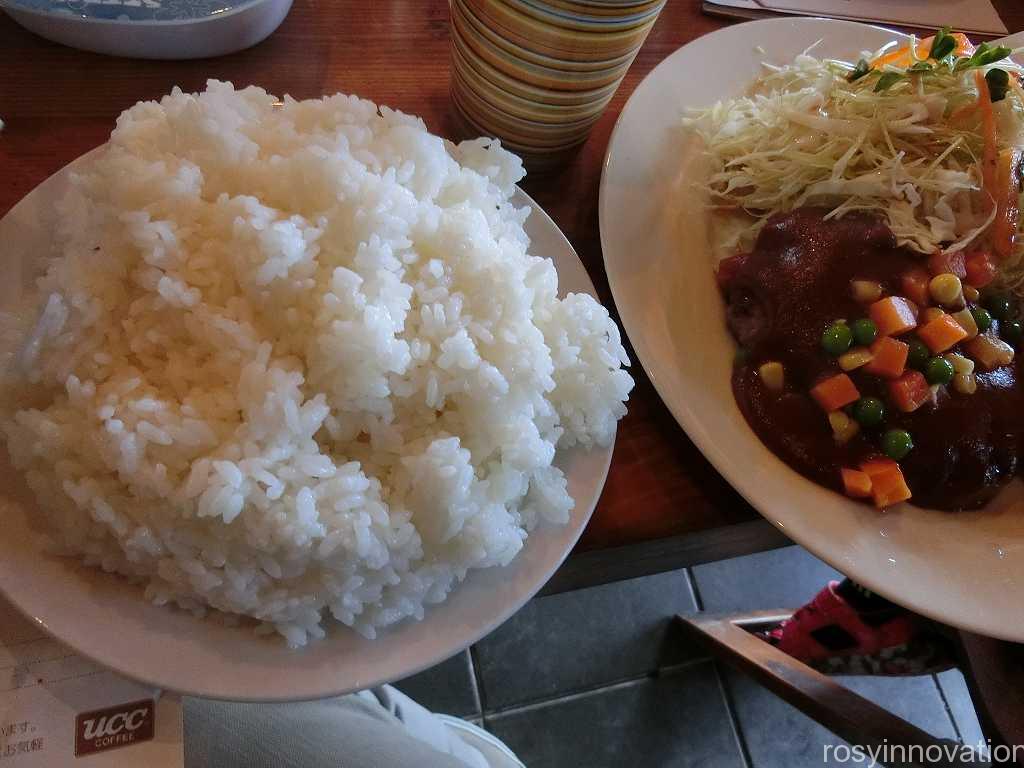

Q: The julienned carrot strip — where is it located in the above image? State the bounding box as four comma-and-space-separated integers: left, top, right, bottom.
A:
992, 149, 1023, 260
976, 70, 998, 210
1011, 72, 1024, 108
948, 102, 978, 123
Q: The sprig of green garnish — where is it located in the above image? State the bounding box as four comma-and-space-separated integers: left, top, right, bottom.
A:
874, 72, 904, 92
929, 26, 957, 60
847, 58, 870, 83
845, 27, 1013, 94
957, 42, 1013, 70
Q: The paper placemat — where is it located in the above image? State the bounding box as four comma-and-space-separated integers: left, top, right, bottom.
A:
0, 597, 182, 766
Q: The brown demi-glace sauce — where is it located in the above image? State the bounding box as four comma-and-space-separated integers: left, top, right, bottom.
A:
722, 208, 1024, 510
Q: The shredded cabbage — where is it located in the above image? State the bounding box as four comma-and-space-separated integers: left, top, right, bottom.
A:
684, 43, 1024, 289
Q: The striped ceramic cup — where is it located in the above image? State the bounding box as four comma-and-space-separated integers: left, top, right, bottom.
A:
450, 0, 666, 170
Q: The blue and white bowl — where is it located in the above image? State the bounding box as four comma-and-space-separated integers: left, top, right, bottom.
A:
0, 0, 293, 59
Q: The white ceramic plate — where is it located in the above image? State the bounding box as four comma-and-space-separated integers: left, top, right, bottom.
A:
1, 0, 293, 60
600, 17, 1024, 641
0, 147, 613, 701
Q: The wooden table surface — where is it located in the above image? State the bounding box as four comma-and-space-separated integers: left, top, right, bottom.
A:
1, 0, 1023, 588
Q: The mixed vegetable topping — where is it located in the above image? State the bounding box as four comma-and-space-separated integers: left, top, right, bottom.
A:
707, 29, 1024, 510
753, 245, 1020, 509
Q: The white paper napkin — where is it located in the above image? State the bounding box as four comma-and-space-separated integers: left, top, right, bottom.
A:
704, 0, 1008, 36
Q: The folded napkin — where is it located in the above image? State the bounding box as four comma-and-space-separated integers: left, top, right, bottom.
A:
703, 0, 1008, 37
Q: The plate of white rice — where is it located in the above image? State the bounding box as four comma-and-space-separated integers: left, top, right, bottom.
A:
0, 81, 632, 700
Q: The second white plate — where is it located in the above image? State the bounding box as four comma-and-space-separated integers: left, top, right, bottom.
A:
600, 17, 1024, 641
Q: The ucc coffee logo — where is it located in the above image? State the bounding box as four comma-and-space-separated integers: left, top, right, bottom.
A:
74, 699, 155, 757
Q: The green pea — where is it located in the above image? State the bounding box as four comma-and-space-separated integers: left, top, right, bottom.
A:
1001, 319, 1023, 346
851, 318, 878, 347
925, 356, 954, 385
852, 397, 886, 428
906, 339, 930, 371
822, 322, 853, 357
970, 306, 993, 333
882, 429, 914, 461
985, 292, 1015, 320
734, 347, 751, 366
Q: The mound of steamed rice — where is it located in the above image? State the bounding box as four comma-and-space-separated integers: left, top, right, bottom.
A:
0, 81, 633, 645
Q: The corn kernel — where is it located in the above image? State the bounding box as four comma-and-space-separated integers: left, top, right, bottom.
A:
839, 347, 873, 371
851, 280, 883, 303
944, 352, 975, 375
953, 372, 977, 395
920, 307, 945, 324
828, 411, 860, 444
950, 308, 979, 339
758, 361, 785, 392
828, 411, 849, 431
963, 285, 980, 302
929, 273, 963, 306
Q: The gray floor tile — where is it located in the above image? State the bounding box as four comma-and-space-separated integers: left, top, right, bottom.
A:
691, 545, 841, 613
393, 650, 479, 718
725, 667, 959, 768
841, 675, 959, 737
937, 669, 985, 746
486, 662, 744, 768
473, 569, 698, 710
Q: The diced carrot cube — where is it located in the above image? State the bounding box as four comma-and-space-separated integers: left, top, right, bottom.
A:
964, 251, 997, 288
841, 468, 873, 499
917, 313, 969, 353
863, 337, 908, 379
869, 296, 918, 337
859, 458, 912, 507
888, 370, 931, 413
927, 251, 967, 279
861, 457, 898, 478
901, 268, 932, 308
810, 373, 860, 412
868, 464, 912, 508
